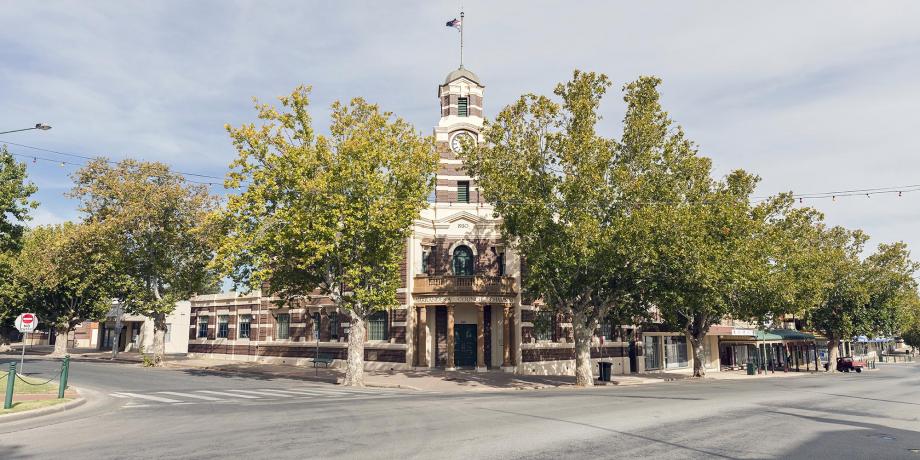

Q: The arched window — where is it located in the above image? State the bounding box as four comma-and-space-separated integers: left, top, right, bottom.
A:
453, 245, 474, 276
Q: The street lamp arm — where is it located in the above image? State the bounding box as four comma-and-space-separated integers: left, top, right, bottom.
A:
0, 124, 52, 135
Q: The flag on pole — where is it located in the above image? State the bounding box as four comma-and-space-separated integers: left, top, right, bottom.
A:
446, 18, 461, 30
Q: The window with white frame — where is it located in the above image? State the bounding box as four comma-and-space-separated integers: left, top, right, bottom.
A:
276, 313, 290, 340
367, 311, 388, 341
197, 317, 208, 339
217, 315, 229, 339
238, 314, 252, 339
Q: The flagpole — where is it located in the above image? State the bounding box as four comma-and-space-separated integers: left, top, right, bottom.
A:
460, 10, 464, 68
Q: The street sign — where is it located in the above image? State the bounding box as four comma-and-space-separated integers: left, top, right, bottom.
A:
14, 313, 38, 333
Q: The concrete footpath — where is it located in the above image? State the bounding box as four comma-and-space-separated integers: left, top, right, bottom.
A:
10, 346, 826, 392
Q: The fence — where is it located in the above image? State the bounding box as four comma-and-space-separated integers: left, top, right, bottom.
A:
2, 355, 71, 409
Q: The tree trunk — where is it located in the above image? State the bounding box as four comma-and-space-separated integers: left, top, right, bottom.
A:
688, 333, 706, 378
826, 337, 840, 373
152, 313, 167, 367
343, 315, 366, 387
50, 327, 69, 357
572, 312, 595, 387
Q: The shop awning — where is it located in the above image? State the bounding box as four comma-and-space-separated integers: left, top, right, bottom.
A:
754, 329, 816, 341
854, 335, 893, 343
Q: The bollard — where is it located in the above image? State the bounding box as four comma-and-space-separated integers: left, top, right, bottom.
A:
58, 355, 70, 399
4, 362, 15, 409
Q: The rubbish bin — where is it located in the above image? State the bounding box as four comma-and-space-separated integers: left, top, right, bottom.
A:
746, 362, 755, 375
598, 362, 612, 381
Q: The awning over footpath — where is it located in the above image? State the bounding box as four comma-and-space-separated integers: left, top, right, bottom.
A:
854, 335, 894, 343
754, 329, 816, 342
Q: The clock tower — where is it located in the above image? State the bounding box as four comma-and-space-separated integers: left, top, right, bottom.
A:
433, 66, 484, 205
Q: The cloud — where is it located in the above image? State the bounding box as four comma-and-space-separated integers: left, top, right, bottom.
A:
1, 0, 918, 255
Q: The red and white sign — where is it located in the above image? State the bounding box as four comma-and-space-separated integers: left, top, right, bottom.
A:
14, 313, 38, 333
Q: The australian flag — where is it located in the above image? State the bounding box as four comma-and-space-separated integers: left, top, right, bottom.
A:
446, 18, 461, 30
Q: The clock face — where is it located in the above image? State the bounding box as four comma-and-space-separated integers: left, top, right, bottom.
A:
450, 131, 476, 153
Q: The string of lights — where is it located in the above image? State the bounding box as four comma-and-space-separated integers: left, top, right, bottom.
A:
2, 139, 918, 204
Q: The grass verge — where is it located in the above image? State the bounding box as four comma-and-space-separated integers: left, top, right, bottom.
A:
0, 398, 72, 415
1, 375, 60, 395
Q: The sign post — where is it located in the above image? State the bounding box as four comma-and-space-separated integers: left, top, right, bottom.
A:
314, 327, 320, 377
14, 313, 38, 375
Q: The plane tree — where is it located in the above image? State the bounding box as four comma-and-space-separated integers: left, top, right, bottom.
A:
70, 159, 218, 365
0, 146, 37, 343
463, 72, 662, 386
216, 87, 437, 386
13, 222, 125, 356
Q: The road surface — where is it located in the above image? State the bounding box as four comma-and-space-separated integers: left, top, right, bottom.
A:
0, 355, 918, 459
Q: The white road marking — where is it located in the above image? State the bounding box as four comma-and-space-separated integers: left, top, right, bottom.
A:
158, 391, 223, 401
253, 389, 324, 396
109, 393, 129, 399
196, 390, 260, 399
112, 392, 182, 403
279, 389, 331, 396
229, 389, 299, 398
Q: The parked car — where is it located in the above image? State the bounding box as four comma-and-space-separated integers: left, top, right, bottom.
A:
835, 356, 865, 373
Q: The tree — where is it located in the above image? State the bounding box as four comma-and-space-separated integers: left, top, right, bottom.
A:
804, 227, 872, 370
902, 300, 920, 351
607, 76, 796, 378
463, 71, 653, 386
862, 242, 920, 340
217, 87, 436, 386
0, 146, 37, 254
13, 223, 123, 356
0, 146, 38, 338
648, 169, 784, 377
70, 159, 218, 365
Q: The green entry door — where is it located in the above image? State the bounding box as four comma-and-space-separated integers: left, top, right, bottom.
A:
454, 324, 477, 368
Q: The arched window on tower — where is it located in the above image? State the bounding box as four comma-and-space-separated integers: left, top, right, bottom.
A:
452, 245, 474, 276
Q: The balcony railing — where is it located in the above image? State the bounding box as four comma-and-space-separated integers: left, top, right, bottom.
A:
412, 275, 516, 296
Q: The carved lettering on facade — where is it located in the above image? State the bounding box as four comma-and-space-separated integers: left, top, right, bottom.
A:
413, 295, 513, 305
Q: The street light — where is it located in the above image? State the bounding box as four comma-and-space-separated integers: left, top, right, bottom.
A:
0, 123, 52, 135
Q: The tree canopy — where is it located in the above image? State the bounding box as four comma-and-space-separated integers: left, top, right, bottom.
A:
14, 222, 125, 355
465, 72, 663, 386
218, 86, 437, 386
69, 158, 218, 364
0, 146, 38, 329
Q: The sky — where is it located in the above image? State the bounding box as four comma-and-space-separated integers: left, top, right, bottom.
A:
2, 1, 919, 257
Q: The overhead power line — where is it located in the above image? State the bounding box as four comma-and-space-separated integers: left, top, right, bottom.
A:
2, 139, 918, 204
3, 150, 225, 187
0, 138, 225, 181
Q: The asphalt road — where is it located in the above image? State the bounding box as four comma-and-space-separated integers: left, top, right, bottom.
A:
0, 355, 918, 459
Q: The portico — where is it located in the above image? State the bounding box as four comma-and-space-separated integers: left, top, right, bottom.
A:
412, 293, 516, 371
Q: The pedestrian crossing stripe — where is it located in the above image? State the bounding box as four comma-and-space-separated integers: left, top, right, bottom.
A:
112, 392, 182, 403
196, 390, 261, 399
111, 386, 429, 408
228, 389, 301, 398
158, 391, 222, 401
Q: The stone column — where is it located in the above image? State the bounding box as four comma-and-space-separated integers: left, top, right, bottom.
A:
446, 305, 456, 371
503, 305, 511, 368
476, 305, 486, 372
417, 306, 428, 367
